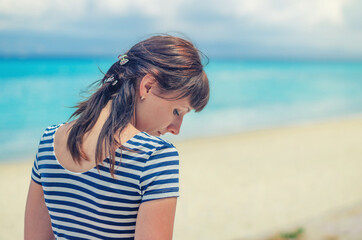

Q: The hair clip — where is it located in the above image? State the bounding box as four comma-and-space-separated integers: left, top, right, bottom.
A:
118, 54, 129, 65
105, 75, 118, 86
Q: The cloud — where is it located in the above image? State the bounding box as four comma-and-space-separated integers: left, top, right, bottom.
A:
0, 0, 186, 31
0, 0, 350, 31
0, 0, 361, 58
229, 0, 348, 27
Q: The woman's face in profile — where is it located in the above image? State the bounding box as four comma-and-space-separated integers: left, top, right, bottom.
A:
135, 90, 192, 137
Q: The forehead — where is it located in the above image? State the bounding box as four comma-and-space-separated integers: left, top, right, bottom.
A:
156, 88, 188, 101
160, 92, 191, 109
174, 96, 191, 108
153, 85, 192, 110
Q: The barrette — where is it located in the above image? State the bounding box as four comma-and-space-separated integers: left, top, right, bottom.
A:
105, 75, 118, 86
118, 54, 129, 65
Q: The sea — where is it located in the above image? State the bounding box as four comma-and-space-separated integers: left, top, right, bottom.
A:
1, 58, 362, 162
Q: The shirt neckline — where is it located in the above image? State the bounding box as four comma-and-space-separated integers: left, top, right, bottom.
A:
52, 123, 146, 174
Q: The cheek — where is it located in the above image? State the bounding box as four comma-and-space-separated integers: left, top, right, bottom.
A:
135, 95, 177, 131
151, 107, 173, 125
151, 111, 174, 132
136, 101, 169, 130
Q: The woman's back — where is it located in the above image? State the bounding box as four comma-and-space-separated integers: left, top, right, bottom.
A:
32, 124, 180, 239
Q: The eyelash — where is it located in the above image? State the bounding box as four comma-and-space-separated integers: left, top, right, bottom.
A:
173, 109, 180, 116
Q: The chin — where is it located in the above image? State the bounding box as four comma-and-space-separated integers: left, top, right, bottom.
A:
147, 130, 163, 137
146, 131, 159, 137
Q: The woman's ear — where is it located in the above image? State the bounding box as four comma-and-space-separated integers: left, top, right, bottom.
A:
139, 74, 156, 98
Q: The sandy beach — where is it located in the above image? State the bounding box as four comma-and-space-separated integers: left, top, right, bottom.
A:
1, 116, 362, 240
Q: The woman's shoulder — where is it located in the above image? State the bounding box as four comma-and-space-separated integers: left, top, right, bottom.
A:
38, 123, 64, 141
125, 132, 178, 156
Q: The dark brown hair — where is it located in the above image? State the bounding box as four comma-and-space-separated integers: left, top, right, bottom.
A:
67, 35, 209, 176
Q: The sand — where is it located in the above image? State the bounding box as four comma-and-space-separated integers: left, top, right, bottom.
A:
1, 117, 362, 240
0, 160, 33, 240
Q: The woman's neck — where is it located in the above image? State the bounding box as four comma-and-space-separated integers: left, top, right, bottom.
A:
82, 100, 140, 158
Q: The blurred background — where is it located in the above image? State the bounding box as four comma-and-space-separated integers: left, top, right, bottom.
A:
1, 0, 362, 161
1, 0, 362, 239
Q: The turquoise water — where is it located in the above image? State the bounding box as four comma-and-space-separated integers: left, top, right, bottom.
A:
1, 58, 362, 162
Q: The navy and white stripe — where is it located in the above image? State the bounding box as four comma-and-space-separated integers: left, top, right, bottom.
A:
31, 124, 179, 239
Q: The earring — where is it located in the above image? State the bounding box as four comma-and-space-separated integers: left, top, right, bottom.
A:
140, 95, 145, 101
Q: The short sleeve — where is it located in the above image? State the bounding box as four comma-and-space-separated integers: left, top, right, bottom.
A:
140, 144, 179, 202
31, 153, 41, 185
30, 125, 53, 185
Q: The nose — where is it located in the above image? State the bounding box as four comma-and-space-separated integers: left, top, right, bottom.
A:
167, 117, 183, 135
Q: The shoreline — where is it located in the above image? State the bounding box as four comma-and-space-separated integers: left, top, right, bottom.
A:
2, 113, 362, 165
169, 112, 362, 145
1, 116, 362, 239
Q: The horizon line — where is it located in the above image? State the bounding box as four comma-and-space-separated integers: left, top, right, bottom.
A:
1, 53, 362, 62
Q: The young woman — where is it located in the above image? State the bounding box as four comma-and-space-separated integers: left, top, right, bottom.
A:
24, 35, 209, 239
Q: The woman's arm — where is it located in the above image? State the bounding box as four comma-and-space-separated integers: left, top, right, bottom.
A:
24, 179, 54, 240
135, 197, 177, 240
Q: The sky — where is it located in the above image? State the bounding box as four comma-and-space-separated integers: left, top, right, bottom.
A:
1, 0, 362, 59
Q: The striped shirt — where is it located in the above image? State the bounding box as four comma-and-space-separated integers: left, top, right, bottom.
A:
31, 124, 179, 240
